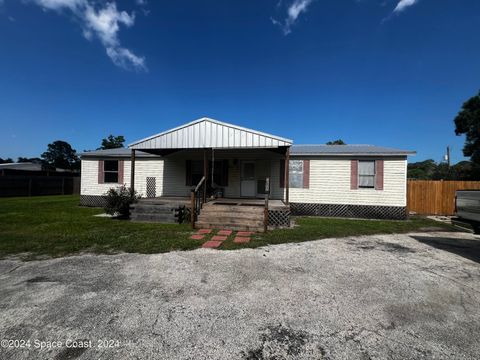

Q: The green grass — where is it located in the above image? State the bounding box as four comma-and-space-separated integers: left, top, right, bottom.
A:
0, 195, 455, 259
220, 216, 455, 250
0, 195, 195, 260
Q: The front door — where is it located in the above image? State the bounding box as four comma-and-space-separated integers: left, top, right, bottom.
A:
240, 161, 256, 197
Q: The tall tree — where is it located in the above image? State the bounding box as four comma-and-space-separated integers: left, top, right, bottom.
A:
98, 135, 125, 150
326, 139, 346, 145
454, 90, 480, 164
0, 158, 14, 164
41, 141, 80, 170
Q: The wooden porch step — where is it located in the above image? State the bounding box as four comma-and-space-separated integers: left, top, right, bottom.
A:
195, 221, 263, 232
196, 216, 264, 226
131, 213, 177, 223
198, 211, 264, 220
131, 204, 178, 214
201, 205, 264, 214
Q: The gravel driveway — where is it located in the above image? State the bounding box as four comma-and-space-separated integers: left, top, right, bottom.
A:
1, 231, 480, 359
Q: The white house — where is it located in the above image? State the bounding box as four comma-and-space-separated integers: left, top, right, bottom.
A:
80, 117, 414, 229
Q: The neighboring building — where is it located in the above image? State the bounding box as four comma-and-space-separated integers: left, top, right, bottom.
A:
80, 117, 415, 226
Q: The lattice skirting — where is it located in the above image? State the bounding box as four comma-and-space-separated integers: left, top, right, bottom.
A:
290, 203, 407, 220
268, 209, 291, 227
80, 195, 107, 207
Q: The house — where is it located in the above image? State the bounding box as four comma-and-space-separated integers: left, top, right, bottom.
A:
80, 117, 415, 230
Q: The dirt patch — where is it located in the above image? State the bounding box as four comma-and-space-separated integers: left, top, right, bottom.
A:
53, 345, 88, 360
243, 325, 326, 359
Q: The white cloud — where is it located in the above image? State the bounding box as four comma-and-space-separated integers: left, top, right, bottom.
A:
393, 0, 419, 13
26, 0, 147, 71
272, 0, 314, 35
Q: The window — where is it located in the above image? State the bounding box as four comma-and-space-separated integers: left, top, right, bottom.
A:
191, 160, 204, 186
289, 160, 304, 189
358, 160, 375, 188
104, 160, 119, 183
210, 160, 228, 187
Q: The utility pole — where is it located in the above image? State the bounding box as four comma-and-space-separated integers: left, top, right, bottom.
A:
446, 146, 451, 168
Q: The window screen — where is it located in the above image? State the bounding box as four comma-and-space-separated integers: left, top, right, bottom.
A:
289, 160, 304, 189
358, 160, 375, 188
104, 160, 119, 183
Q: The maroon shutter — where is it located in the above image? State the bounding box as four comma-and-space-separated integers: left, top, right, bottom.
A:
350, 160, 358, 190
279, 159, 285, 188
375, 160, 384, 190
118, 160, 124, 184
186, 160, 192, 186
98, 160, 104, 184
303, 160, 310, 189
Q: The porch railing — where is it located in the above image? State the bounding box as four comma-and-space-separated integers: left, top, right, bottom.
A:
263, 177, 270, 232
191, 176, 206, 229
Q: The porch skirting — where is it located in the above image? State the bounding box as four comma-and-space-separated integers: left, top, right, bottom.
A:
290, 203, 407, 220
80, 195, 107, 207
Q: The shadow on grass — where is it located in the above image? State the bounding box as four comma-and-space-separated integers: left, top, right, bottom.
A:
411, 235, 480, 264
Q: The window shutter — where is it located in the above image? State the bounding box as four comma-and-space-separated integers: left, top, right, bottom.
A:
303, 160, 310, 189
98, 160, 104, 184
279, 159, 285, 188
118, 160, 124, 184
350, 160, 358, 190
375, 160, 384, 190
185, 160, 192, 186
222, 159, 229, 186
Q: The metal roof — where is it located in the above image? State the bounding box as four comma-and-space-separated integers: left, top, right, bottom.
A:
291, 144, 415, 156
81, 144, 415, 159
80, 148, 156, 158
128, 117, 293, 150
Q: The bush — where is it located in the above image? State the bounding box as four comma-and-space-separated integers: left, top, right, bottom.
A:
104, 186, 140, 218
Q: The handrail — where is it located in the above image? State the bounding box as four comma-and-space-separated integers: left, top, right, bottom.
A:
264, 177, 270, 233
191, 176, 206, 229
194, 176, 206, 192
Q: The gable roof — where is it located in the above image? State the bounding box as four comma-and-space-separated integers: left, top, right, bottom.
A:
128, 117, 293, 150
291, 145, 415, 156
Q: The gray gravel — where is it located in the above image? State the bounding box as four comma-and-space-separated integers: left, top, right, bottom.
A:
1, 231, 480, 359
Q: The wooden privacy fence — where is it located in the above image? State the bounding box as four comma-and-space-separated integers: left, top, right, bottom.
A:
0, 176, 80, 197
407, 180, 480, 216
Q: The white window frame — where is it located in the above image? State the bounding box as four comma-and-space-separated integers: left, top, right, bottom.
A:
358, 160, 376, 189
289, 160, 304, 189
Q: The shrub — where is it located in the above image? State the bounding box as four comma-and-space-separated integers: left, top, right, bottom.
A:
104, 186, 140, 218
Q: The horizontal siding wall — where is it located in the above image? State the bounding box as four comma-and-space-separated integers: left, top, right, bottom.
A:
80, 158, 164, 198
288, 157, 407, 207
81, 154, 407, 207
81, 149, 285, 199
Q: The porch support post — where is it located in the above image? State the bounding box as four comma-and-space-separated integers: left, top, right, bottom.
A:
130, 149, 136, 192
203, 149, 207, 204
285, 147, 290, 205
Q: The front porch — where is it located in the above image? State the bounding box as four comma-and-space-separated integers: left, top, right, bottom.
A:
130, 196, 291, 231
128, 118, 294, 230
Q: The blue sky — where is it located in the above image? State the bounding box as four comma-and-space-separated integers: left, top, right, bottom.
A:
0, 0, 479, 163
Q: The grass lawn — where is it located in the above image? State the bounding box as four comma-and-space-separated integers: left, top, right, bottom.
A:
0, 195, 455, 260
